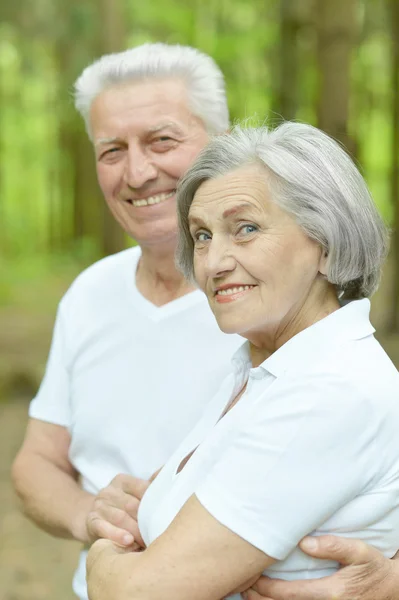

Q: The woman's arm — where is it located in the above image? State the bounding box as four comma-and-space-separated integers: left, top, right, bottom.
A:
86, 494, 274, 600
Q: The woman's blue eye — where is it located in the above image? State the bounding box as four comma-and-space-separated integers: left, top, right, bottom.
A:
239, 224, 258, 235
197, 232, 211, 242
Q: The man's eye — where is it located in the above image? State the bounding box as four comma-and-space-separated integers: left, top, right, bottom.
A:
152, 136, 175, 144
101, 148, 121, 158
151, 137, 178, 150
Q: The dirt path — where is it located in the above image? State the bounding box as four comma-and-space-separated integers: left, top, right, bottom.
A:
0, 399, 79, 600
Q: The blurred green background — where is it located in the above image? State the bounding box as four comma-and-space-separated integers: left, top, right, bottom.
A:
0, 0, 398, 598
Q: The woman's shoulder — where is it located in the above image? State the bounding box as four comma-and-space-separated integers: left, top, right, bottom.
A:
245, 334, 398, 431
284, 332, 397, 400
329, 334, 398, 405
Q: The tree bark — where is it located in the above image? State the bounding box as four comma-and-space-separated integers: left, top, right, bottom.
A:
276, 0, 301, 120
97, 0, 128, 256
0, 56, 5, 255
316, 0, 357, 153
388, 0, 399, 332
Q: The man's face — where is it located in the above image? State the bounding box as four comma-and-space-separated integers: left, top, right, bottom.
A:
90, 79, 210, 248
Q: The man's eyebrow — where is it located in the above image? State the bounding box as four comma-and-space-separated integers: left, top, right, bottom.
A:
94, 137, 120, 148
94, 124, 183, 148
148, 122, 184, 135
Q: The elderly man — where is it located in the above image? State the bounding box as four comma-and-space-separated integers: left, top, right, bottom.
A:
12, 43, 399, 600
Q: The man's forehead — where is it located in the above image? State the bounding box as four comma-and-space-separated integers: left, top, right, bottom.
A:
97, 79, 189, 113
90, 78, 207, 140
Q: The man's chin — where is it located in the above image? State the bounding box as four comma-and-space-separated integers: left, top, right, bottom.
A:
130, 230, 179, 252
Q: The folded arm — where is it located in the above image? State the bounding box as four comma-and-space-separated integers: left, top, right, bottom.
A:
87, 494, 274, 600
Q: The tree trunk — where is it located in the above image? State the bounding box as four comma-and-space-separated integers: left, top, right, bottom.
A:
97, 0, 128, 256
71, 123, 104, 246
316, 0, 357, 154
0, 59, 5, 255
275, 0, 301, 120
388, 0, 399, 332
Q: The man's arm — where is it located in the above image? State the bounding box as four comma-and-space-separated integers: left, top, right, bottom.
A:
12, 418, 150, 546
12, 418, 95, 542
246, 536, 399, 600
12, 418, 94, 542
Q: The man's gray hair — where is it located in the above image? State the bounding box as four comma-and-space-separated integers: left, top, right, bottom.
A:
73, 42, 229, 139
176, 122, 389, 300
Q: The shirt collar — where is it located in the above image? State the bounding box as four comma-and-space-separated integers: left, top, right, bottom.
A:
230, 299, 374, 379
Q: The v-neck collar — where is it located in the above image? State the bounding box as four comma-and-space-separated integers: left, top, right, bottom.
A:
125, 246, 206, 322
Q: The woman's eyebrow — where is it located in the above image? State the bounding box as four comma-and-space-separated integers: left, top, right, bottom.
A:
189, 202, 258, 227
222, 202, 255, 219
188, 215, 206, 228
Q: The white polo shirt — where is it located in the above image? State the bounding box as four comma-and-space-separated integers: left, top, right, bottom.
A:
138, 299, 399, 596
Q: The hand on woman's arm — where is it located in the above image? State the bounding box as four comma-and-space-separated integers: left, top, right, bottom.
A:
86, 467, 160, 549
86, 473, 149, 547
245, 536, 399, 600
86, 494, 274, 600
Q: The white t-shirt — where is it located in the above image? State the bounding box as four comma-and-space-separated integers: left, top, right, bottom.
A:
138, 300, 399, 598
29, 246, 242, 600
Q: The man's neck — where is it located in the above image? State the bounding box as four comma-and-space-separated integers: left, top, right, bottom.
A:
136, 245, 196, 306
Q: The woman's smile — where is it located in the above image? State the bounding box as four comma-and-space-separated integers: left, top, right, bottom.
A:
214, 284, 257, 303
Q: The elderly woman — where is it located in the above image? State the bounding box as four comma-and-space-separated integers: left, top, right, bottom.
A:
86, 123, 399, 600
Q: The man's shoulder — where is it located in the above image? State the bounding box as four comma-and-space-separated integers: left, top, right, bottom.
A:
63, 246, 140, 304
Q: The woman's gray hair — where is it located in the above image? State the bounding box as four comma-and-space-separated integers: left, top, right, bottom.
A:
176, 122, 389, 299
74, 42, 229, 139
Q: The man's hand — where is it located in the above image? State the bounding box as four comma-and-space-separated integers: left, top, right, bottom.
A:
86, 474, 150, 547
243, 535, 399, 600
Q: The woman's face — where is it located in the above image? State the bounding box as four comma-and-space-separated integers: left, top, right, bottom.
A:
188, 164, 328, 343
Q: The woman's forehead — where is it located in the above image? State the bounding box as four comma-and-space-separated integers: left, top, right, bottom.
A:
189, 168, 271, 215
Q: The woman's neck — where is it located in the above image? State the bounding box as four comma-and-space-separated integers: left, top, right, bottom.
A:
248, 283, 340, 367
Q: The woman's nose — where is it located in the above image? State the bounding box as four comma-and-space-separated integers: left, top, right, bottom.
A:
205, 238, 236, 278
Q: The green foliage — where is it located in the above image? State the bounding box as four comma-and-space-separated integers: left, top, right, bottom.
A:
0, 0, 396, 260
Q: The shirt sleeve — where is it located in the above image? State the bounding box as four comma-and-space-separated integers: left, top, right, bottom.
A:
195, 371, 379, 561
29, 299, 72, 427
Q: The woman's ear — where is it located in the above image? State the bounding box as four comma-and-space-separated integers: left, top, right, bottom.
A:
318, 250, 328, 276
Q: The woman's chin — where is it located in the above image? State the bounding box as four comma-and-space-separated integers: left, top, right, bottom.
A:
214, 317, 246, 336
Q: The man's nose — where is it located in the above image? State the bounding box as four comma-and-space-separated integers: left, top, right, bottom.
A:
123, 147, 157, 189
